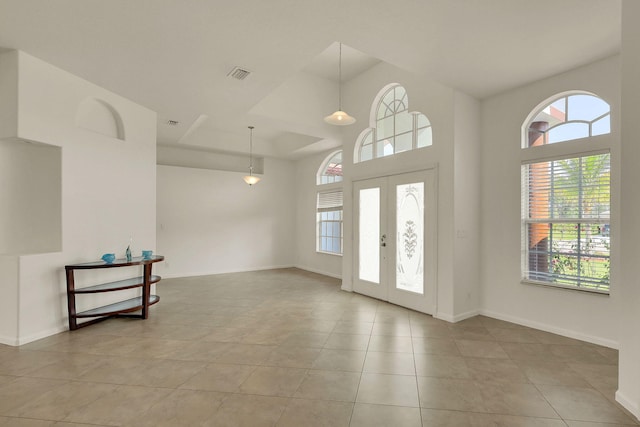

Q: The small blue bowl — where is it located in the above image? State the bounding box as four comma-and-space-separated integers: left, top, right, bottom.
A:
142, 250, 153, 259
101, 253, 116, 264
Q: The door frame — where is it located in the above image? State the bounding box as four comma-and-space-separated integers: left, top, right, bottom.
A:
352, 167, 438, 315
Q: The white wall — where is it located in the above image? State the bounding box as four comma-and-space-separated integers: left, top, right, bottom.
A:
333, 60, 482, 321
0, 140, 61, 254
0, 255, 18, 343
453, 91, 481, 318
617, 0, 640, 419
157, 145, 264, 174
0, 50, 17, 140
479, 55, 621, 348
0, 50, 157, 345
156, 158, 296, 278
294, 150, 343, 278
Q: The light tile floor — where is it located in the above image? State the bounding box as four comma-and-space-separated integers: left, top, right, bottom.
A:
0, 268, 638, 426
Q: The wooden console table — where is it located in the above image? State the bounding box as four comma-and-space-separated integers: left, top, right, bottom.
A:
65, 255, 164, 330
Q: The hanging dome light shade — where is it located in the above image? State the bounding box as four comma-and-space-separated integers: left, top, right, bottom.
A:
324, 110, 356, 125
243, 174, 261, 185
324, 42, 355, 126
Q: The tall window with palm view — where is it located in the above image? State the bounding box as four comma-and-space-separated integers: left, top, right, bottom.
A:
521, 93, 611, 292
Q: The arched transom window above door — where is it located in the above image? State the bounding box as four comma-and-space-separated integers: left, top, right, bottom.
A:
354, 84, 432, 163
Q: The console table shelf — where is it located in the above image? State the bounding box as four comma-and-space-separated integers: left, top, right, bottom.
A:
73, 275, 161, 293
75, 295, 160, 318
65, 256, 164, 330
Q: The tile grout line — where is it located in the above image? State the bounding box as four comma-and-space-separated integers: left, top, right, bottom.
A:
346, 306, 375, 426
409, 317, 425, 426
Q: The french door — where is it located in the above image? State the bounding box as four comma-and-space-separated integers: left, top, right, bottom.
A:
353, 169, 437, 314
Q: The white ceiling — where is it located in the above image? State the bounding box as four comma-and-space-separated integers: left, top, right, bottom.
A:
0, 0, 621, 160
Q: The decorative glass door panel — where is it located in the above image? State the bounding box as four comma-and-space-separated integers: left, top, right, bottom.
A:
359, 188, 380, 284
353, 170, 436, 314
396, 182, 424, 294
353, 178, 388, 301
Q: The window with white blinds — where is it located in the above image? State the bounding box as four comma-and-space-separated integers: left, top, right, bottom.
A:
317, 190, 343, 255
521, 152, 610, 292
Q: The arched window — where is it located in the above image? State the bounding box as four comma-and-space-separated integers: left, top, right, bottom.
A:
316, 150, 343, 255
521, 91, 611, 293
524, 92, 610, 148
355, 84, 432, 163
317, 150, 343, 185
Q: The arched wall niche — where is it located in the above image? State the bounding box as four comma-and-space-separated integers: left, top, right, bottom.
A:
76, 97, 126, 140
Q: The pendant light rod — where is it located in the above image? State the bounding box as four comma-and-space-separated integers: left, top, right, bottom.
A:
248, 125, 254, 171
244, 125, 261, 186
338, 42, 343, 111
324, 42, 356, 126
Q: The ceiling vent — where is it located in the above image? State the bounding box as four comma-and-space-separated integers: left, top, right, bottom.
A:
227, 66, 252, 81
166, 120, 180, 126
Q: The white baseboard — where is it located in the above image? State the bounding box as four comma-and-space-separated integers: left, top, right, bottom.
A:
293, 265, 342, 280
434, 309, 480, 323
480, 309, 619, 349
160, 264, 296, 280
0, 324, 67, 347
433, 312, 454, 322
17, 325, 67, 346
0, 335, 18, 346
616, 390, 640, 422
453, 309, 481, 322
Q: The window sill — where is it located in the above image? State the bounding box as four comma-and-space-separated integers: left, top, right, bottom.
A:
316, 251, 343, 257
521, 279, 610, 296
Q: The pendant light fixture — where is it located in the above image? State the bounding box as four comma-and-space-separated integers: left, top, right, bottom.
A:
243, 126, 261, 186
324, 43, 356, 126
